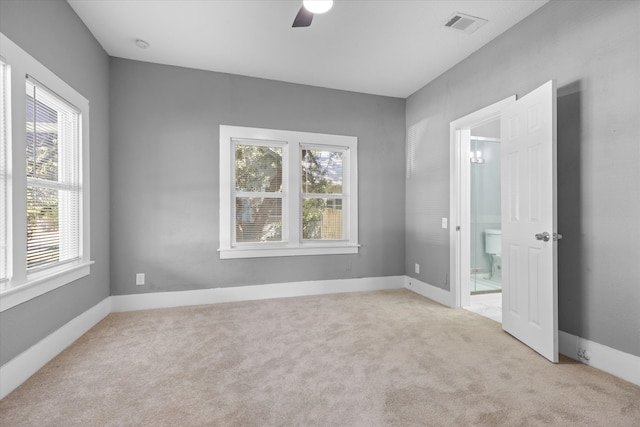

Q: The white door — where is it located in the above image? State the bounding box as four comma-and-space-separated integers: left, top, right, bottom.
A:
501, 80, 558, 362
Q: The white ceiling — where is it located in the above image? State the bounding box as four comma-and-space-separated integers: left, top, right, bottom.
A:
68, 0, 548, 98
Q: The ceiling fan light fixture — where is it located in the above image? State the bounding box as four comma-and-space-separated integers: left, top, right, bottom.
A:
303, 0, 333, 14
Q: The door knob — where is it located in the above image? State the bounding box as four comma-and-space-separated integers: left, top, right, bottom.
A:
535, 232, 550, 242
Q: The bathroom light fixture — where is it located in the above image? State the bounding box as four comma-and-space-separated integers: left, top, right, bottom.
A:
303, 0, 333, 14
470, 140, 485, 164
470, 150, 484, 164
470, 152, 485, 163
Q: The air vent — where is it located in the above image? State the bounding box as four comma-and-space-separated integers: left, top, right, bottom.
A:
444, 12, 488, 34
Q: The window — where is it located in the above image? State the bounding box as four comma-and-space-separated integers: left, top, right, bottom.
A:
0, 33, 91, 312
219, 125, 358, 259
25, 78, 81, 272
234, 141, 284, 244
301, 147, 346, 241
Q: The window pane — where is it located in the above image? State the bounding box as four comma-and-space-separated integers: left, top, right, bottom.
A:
235, 144, 282, 193
235, 197, 282, 243
302, 198, 343, 240
301, 149, 343, 194
27, 186, 81, 270
26, 80, 79, 183
27, 186, 58, 269
25, 79, 81, 272
26, 93, 58, 181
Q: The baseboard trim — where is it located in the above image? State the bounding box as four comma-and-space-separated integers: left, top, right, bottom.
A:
559, 330, 640, 387
111, 276, 406, 312
403, 278, 640, 387
404, 276, 453, 307
3, 279, 637, 400
0, 297, 111, 399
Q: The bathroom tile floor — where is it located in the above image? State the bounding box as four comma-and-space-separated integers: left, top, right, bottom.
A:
471, 277, 501, 292
465, 292, 502, 323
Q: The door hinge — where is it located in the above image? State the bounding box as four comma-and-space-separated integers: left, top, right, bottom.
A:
456, 226, 461, 231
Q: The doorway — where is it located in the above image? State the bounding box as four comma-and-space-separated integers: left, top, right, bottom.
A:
448, 96, 515, 311
464, 123, 502, 323
449, 81, 559, 362
469, 121, 502, 296
467, 122, 502, 323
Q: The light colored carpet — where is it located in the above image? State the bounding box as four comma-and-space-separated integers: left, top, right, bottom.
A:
1, 289, 638, 426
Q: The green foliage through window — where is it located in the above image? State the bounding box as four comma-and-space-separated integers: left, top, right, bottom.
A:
234, 143, 283, 242
301, 149, 344, 240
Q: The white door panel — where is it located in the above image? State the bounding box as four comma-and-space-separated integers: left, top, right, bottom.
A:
501, 80, 558, 362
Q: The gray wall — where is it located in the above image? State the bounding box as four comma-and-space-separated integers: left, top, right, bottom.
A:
1, 0, 636, 369
110, 58, 405, 295
406, 0, 640, 357
0, 0, 110, 365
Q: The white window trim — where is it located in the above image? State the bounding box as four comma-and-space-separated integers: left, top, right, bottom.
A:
1, 58, 9, 287
219, 125, 358, 259
0, 33, 92, 313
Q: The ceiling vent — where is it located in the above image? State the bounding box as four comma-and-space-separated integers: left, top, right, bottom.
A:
444, 13, 488, 34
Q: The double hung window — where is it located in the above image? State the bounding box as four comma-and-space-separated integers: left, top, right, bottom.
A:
219, 125, 358, 259
0, 33, 91, 312
25, 78, 82, 272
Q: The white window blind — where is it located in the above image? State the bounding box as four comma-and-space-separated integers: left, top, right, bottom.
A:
25, 77, 81, 272
0, 59, 8, 283
233, 140, 285, 245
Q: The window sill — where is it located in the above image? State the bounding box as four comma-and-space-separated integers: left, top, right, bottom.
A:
219, 244, 360, 259
0, 261, 94, 312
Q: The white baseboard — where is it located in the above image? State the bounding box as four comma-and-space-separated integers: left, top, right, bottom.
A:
403, 278, 640, 387
111, 276, 405, 312
3, 278, 637, 401
0, 297, 111, 399
404, 276, 454, 307
559, 330, 640, 387
1, 277, 402, 398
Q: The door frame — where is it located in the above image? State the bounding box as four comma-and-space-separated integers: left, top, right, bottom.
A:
449, 96, 516, 309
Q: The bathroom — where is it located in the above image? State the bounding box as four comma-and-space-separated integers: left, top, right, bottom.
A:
470, 121, 501, 294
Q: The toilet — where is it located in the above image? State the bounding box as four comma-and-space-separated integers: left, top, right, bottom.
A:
484, 229, 502, 279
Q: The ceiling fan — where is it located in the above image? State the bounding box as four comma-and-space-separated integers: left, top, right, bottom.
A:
292, 0, 334, 28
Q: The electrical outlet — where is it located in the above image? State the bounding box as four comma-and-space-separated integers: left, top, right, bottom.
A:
415, 263, 420, 274
577, 348, 591, 361
135, 273, 145, 286
441, 218, 448, 229
346, 260, 352, 272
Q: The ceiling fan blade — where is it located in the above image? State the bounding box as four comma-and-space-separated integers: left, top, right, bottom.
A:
292, 6, 313, 27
